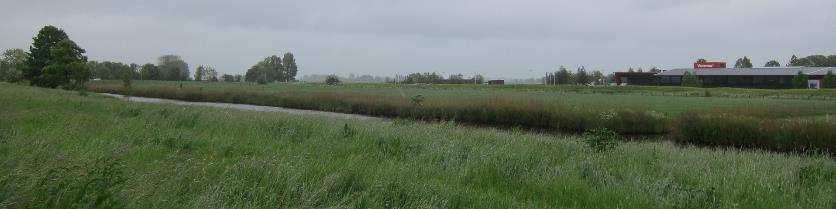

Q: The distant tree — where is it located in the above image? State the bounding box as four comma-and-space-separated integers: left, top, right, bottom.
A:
627, 68, 635, 73
194, 65, 206, 81
649, 67, 661, 73
157, 55, 189, 81
139, 63, 160, 80
0, 48, 28, 82
681, 71, 700, 87
792, 71, 808, 89
555, 66, 571, 84
592, 70, 604, 85
121, 66, 133, 89
788, 55, 799, 67
403, 72, 443, 84
823, 71, 833, 88
828, 55, 836, 67
325, 74, 340, 85
803, 55, 829, 67
575, 66, 590, 85
88, 61, 134, 80
282, 52, 298, 82
245, 55, 285, 83
221, 74, 235, 82
734, 56, 753, 68
474, 74, 485, 84
789, 54, 815, 67
206, 66, 218, 82
764, 60, 781, 67
234, 74, 243, 82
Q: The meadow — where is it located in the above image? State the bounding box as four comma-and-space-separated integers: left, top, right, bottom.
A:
1, 83, 834, 208
88, 81, 836, 153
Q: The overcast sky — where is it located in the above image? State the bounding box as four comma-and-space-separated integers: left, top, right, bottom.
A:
1, 0, 834, 78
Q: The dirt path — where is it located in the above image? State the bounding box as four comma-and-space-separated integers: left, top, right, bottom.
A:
99, 93, 385, 121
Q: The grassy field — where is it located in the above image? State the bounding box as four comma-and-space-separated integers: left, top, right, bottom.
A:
1, 83, 835, 208
88, 81, 836, 153
91, 81, 836, 117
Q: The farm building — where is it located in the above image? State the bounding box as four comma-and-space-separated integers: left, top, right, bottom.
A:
657, 67, 832, 88
614, 72, 658, 85
487, 80, 505, 85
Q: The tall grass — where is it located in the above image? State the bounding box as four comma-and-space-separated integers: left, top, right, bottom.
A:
90, 83, 670, 135
88, 81, 835, 153
2, 83, 835, 208
672, 111, 836, 153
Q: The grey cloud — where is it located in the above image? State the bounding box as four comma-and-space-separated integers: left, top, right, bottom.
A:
1, 0, 834, 78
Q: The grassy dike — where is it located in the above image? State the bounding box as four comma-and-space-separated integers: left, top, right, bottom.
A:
1, 83, 834, 208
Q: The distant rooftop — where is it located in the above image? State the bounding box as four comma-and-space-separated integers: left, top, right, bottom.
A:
657, 67, 834, 76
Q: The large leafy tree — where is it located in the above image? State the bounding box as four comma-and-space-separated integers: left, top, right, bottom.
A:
0, 48, 28, 82
764, 60, 781, 67
41, 39, 90, 89
733, 56, 753, 68
243, 52, 300, 83
25, 25, 92, 88
25, 26, 90, 89
282, 52, 298, 82
157, 55, 189, 81
823, 71, 833, 89
245, 55, 282, 84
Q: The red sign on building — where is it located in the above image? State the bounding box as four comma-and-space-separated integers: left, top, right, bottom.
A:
694, 60, 726, 69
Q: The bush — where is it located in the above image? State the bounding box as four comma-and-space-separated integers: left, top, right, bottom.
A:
326, 74, 341, 85
792, 71, 809, 89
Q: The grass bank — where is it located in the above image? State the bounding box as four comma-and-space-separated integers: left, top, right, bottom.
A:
89, 81, 835, 153
2, 83, 834, 208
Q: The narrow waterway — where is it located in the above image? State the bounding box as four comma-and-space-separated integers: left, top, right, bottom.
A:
99, 93, 385, 121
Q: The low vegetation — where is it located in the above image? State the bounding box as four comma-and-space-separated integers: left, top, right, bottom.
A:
88, 81, 835, 154
1, 83, 834, 208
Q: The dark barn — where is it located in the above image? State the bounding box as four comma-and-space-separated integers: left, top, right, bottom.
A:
614, 72, 659, 85
487, 80, 505, 85
657, 67, 832, 88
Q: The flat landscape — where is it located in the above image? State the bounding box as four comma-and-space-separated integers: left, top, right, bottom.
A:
1, 82, 834, 208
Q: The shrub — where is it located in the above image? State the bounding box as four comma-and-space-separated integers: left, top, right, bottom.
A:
583, 128, 619, 152
681, 71, 701, 87
326, 74, 340, 85
792, 71, 809, 89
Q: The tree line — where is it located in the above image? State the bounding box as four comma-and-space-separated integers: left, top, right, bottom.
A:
543, 66, 609, 85
243, 53, 298, 84
733, 54, 836, 68
0, 25, 300, 87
